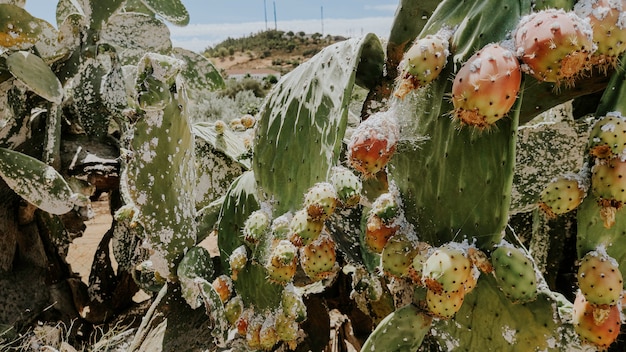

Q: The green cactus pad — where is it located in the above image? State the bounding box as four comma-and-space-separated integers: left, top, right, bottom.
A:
172, 48, 225, 94
361, 304, 433, 352
139, 0, 189, 26
177, 246, 215, 309
253, 34, 384, 214
6, 51, 62, 104
100, 13, 172, 65
87, 0, 124, 30
433, 275, 577, 351
124, 54, 195, 280
0, 4, 52, 50
0, 148, 77, 215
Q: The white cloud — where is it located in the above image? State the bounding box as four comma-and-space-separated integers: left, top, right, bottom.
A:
364, 5, 398, 12
169, 17, 394, 52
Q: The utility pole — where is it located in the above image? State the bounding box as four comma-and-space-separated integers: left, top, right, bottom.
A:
273, 1, 277, 30
321, 6, 324, 37
264, 0, 268, 30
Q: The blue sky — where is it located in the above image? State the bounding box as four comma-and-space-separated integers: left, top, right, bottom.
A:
24, 1, 398, 52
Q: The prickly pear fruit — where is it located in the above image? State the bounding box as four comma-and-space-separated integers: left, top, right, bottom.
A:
289, 208, 323, 246
303, 182, 337, 221
260, 314, 279, 350
243, 209, 271, 245
299, 231, 337, 280
426, 286, 466, 319
236, 307, 254, 336
212, 274, 234, 303
451, 43, 522, 129
395, 32, 450, 99
224, 295, 244, 325
422, 243, 473, 293
572, 291, 621, 349
347, 110, 399, 178
281, 284, 307, 323
591, 157, 626, 228
330, 166, 362, 207
265, 240, 299, 284
371, 190, 401, 222
577, 247, 623, 307
514, 9, 595, 84
468, 247, 493, 274
381, 228, 419, 278
365, 213, 399, 254
538, 174, 588, 218
408, 242, 432, 283
271, 212, 293, 236
491, 243, 538, 303
229, 245, 248, 280
588, 112, 626, 160
275, 312, 300, 343
246, 314, 263, 350
574, 0, 626, 70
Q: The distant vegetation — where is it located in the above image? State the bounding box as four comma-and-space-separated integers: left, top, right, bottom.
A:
203, 30, 346, 60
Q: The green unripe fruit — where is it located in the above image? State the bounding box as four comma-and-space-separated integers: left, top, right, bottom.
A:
303, 182, 337, 221
538, 174, 587, 218
281, 284, 307, 323
243, 209, 271, 245
588, 112, 626, 160
289, 208, 324, 246
224, 295, 244, 325
382, 229, 419, 278
491, 243, 538, 303
330, 166, 362, 207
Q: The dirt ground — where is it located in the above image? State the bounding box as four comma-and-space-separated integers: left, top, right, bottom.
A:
66, 195, 218, 293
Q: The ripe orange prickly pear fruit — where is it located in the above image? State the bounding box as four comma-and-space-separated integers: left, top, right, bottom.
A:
588, 112, 626, 160
265, 239, 298, 284
289, 208, 323, 246
538, 174, 588, 218
572, 291, 621, 349
591, 157, 626, 228
426, 286, 467, 319
577, 247, 623, 308
303, 182, 337, 221
395, 32, 450, 99
299, 231, 337, 280
364, 213, 399, 254
514, 9, 595, 85
422, 243, 473, 294
451, 43, 522, 129
212, 274, 233, 303
347, 110, 399, 178
246, 314, 263, 350
574, 0, 626, 71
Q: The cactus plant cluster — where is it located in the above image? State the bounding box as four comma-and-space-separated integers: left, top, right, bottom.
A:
3, 0, 626, 351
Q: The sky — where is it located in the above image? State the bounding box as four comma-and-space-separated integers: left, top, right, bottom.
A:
23, 1, 398, 52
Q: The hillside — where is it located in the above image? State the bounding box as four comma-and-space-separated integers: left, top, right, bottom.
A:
203, 30, 347, 77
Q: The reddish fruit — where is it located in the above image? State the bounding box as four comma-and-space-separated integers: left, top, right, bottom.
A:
572, 291, 621, 349
347, 110, 399, 177
577, 247, 623, 307
364, 214, 399, 254
514, 9, 595, 85
212, 274, 233, 303
451, 43, 522, 129
575, 0, 626, 71
299, 231, 337, 280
